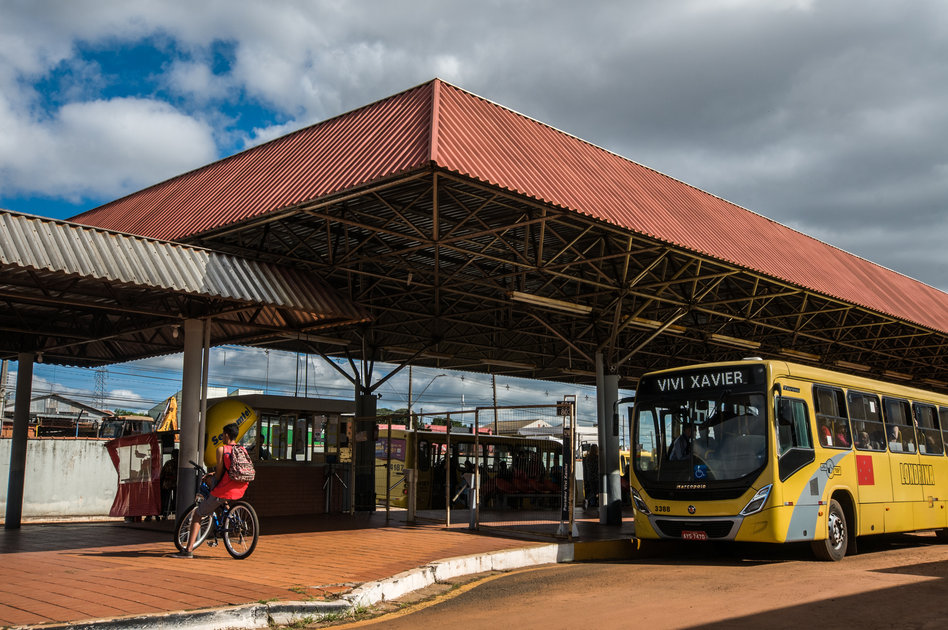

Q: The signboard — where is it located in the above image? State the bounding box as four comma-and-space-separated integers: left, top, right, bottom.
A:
637, 364, 766, 398
560, 434, 571, 521
375, 437, 407, 462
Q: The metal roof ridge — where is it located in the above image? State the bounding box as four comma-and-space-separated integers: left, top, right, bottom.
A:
428, 78, 442, 163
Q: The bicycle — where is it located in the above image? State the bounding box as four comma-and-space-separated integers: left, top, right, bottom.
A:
173, 460, 259, 559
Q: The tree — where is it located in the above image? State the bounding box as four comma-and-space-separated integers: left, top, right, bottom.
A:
111, 408, 143, 416
375, 407, 409, 417
429, 416, 465, 429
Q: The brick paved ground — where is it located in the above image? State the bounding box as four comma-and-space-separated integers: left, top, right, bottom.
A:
0, 514, 542, 627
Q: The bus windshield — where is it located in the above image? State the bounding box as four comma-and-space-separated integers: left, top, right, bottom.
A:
634, 391, 767, 484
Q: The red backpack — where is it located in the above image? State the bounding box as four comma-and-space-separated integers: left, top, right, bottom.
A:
228, 445, 256, 483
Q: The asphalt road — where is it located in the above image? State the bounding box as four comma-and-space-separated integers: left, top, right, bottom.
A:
338, 533, 948, 630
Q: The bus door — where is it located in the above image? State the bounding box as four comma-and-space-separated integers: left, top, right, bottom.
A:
376, 430, 408, 507
911, 403, 946, 530
882, 397, 924, 532
414, 436, 434, 509
847, 391, 892, 534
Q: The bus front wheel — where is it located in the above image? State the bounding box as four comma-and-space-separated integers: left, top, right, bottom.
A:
811, 498, 847, 561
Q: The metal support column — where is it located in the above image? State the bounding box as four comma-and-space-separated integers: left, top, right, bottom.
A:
175, 319, 204, 519
5, 352, 34, 529
595, 352, 622, 525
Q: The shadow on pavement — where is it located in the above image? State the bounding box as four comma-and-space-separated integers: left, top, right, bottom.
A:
689, 560, 948, 629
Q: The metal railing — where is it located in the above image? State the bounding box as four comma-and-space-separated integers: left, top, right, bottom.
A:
369, 398, 577, 539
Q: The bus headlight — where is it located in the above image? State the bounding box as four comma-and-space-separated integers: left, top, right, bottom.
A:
631, 489, 651, 515
739, 484, 772, 516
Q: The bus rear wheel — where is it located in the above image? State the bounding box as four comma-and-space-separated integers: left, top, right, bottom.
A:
811, 498, 847, 561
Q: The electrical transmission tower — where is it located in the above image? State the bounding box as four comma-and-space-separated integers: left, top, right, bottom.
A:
94, 368, 107, 410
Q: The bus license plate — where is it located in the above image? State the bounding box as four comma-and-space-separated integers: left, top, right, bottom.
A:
682, 530, 708, 541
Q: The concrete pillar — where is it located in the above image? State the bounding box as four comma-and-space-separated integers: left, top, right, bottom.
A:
175, 319, 204, 519
353, 381, 378, 512
595, 352, 622, 525
5, 352, 34, 529
354, 384, 378, 418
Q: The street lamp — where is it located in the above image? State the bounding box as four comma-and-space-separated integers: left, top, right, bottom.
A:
408, 372, 446, 427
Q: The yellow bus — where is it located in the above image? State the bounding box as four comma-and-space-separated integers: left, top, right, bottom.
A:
628, 359, 948, 560
377, 428, 566, 511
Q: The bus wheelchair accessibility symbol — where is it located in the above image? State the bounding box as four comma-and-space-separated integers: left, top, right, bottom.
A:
694, 464, 709, 480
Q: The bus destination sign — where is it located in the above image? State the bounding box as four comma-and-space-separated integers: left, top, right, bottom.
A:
638, 365, 764, 397
656, 369, 746, 392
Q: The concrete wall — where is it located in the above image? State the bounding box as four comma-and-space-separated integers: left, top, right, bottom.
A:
0, 439, 344, 520
0, 438, 117, 519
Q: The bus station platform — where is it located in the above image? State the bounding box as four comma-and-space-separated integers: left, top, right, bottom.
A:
0, 511, 637, 629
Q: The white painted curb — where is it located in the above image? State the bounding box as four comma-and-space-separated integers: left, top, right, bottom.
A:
345, 542, 571, 607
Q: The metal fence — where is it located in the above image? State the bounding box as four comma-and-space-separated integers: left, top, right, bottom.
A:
370, 397, 577, 539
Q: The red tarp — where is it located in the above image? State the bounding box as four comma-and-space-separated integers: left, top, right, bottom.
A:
105, 433, 161, 517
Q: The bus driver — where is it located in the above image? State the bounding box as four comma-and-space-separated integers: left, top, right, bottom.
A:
669, 425, 693, 461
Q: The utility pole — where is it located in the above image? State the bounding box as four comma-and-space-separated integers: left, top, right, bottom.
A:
407, 365, 413, 429
0, 359, 8, 420
492, 373, 498, 434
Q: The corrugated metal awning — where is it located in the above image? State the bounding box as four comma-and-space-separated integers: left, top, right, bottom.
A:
69, 79, 948, 337
0, 209, 369, 366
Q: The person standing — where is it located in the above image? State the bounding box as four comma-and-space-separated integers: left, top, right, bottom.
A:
172, 423, 248, 558
582, 444, 599, 510
159, 448, 178, 519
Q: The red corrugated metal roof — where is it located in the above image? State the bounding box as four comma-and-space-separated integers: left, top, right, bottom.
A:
430, 81, 948, 334
72, 79, 948, 334
71, 84, 434, 241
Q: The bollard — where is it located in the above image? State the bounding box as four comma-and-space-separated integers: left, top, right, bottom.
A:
406, 468, 417, 523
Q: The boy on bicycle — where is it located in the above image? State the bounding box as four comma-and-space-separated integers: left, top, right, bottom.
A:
173, 422, 249, 558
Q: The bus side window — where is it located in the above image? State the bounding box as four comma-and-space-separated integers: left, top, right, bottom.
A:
776, 396, 814, 482
883, 397, 916, 453
634, 409, 659, 472
848, 391, 885, 452
417, 440, 431, 472
813, 386, 851, 449
913, 403, 943, 455
776, 397, 813, 455
941, 407, 948, 455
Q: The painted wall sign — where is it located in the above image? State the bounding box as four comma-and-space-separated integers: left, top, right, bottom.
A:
900, 462, 935, 486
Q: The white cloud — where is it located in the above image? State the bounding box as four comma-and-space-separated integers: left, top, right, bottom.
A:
107, 388, 150, 411
17, 372, 94, 405
0, 96, 216, 200
164, 60, 231, 102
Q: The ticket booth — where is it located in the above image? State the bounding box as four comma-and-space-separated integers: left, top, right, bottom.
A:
214, 394, 355, 517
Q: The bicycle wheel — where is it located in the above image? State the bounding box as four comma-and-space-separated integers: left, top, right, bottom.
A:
223, 500, 259, 559
173, 503, 213, 552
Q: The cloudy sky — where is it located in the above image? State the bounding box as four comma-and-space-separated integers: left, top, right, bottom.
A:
10, 345, 609, 431
2, 0, 946, 422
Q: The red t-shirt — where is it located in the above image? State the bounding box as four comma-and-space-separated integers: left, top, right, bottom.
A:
211, 445, 249, 500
